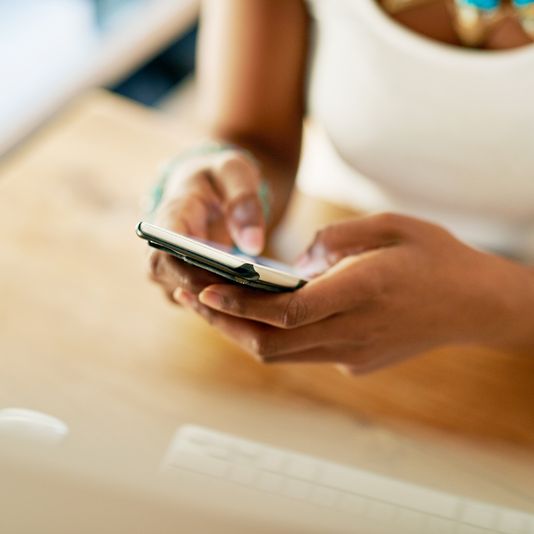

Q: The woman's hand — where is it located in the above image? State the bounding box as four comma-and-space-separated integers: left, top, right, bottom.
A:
147, 148, 267, 301
174, 213, 534, 372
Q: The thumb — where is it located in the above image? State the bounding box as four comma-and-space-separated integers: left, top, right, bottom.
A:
227, 194, 266, 256
295, 213, 407, 276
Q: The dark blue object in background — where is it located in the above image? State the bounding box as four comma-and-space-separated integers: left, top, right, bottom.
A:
111, 26, 198, 107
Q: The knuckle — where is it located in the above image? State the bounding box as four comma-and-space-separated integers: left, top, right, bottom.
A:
345, 364, 369, 376
229, 151, 257, 172
164, 288, 179, 305
147, 251, 165, 281
159, 172, 211, 215
171, 159, 208, 180
375, 212, 402, 226
344, 350, 379, 375
164, 167, 205, 200
218, 153, 249, 174
217, 155, 260, 191
227, 151, 250, 166
180, 170, 209, 195
312, 224, 339, 251
175, 270, 202, 294
228, 297, 245, 316
199, 306, 214, 324
313, 226, 330, 245
147, 251, 196, 292
350, 364, 376, 376
373, 212, 408, 237
249, 331, 276, 359
154, 197, 182, 226
281, 296, 307, 328
338, 358, 366, 375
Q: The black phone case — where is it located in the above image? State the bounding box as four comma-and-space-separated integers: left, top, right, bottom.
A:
137, 224, 304, 293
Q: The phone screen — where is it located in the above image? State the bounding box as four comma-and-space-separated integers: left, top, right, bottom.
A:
193, 236, 304, 277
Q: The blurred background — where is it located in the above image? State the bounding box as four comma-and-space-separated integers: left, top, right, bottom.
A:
0, 0, 200, 157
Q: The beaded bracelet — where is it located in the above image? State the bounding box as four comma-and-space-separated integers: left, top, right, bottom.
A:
144, 142, 270, 223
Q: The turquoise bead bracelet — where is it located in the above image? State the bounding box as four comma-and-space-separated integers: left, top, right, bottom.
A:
145, 142, 270, 223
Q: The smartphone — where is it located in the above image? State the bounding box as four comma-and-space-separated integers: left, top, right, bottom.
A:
136, 221, 307, 292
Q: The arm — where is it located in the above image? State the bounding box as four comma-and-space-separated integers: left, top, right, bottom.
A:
197, 0, 309, 226
175, 214, 534, 370
148, 0, 309, 299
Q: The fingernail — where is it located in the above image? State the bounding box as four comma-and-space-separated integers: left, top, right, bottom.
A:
199, 289, 225, 310
236, 226, 263, 256
173, 287, 195, 306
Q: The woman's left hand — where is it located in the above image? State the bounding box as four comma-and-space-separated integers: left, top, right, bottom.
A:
175, 213, 534, 373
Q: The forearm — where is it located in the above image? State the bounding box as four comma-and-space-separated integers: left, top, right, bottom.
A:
195, 0, 308, 228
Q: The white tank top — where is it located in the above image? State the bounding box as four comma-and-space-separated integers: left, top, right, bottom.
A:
301, 0, 534, 258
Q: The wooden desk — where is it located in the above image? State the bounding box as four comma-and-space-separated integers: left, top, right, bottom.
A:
1, 91, 533, 511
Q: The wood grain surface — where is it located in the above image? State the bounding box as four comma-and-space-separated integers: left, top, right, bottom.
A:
1, 91, 533, 507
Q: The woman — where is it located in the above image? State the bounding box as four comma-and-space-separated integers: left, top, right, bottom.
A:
147, 0, 534, 373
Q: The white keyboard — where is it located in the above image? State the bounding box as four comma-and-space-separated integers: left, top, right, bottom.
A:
163, 425, 534, 534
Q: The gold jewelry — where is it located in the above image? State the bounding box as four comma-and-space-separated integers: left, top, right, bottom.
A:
516, 1, 534, 38
380, 0, 534, 47
450, 0, 503, 47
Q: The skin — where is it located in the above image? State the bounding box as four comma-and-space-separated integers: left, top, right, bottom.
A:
384, 0, 532, 50
176, 215, 534, 371
148, 0, 534, 372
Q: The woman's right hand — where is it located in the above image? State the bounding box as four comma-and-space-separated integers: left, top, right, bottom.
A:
147, 147, 268, 302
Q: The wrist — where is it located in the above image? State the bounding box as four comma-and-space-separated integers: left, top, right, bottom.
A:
144, 140, 268, 220
473, 256, 534, 352
207, 135, 298, 227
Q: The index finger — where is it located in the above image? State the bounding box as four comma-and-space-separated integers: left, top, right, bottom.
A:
212, 153, 266, 255
148, 248, 224, 296
197, 252, 385, 328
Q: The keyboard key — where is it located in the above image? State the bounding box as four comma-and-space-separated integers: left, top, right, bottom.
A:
235, 440, 261, 458
171, 450, 229, 477
180, 425, 222, 446
497, 509, 529, 533
319, 465, 459, 519
204, 444, 231, 460
169, 439, 203, 456
395, 509, 425, 530
457, 525, 493, 534
308, 485, 340, 507
365, 501, 397, 522
229, 464, 257, 485
427, 517, 460, 533
286, 457, 318, 481
461, 500, 497, 529
283, 479, 312, 500
170, 425, 534, 534
336, 493, 367, 516
232, 450, 259, 466
256, 472, 284, 493
257, 451, 284, 472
